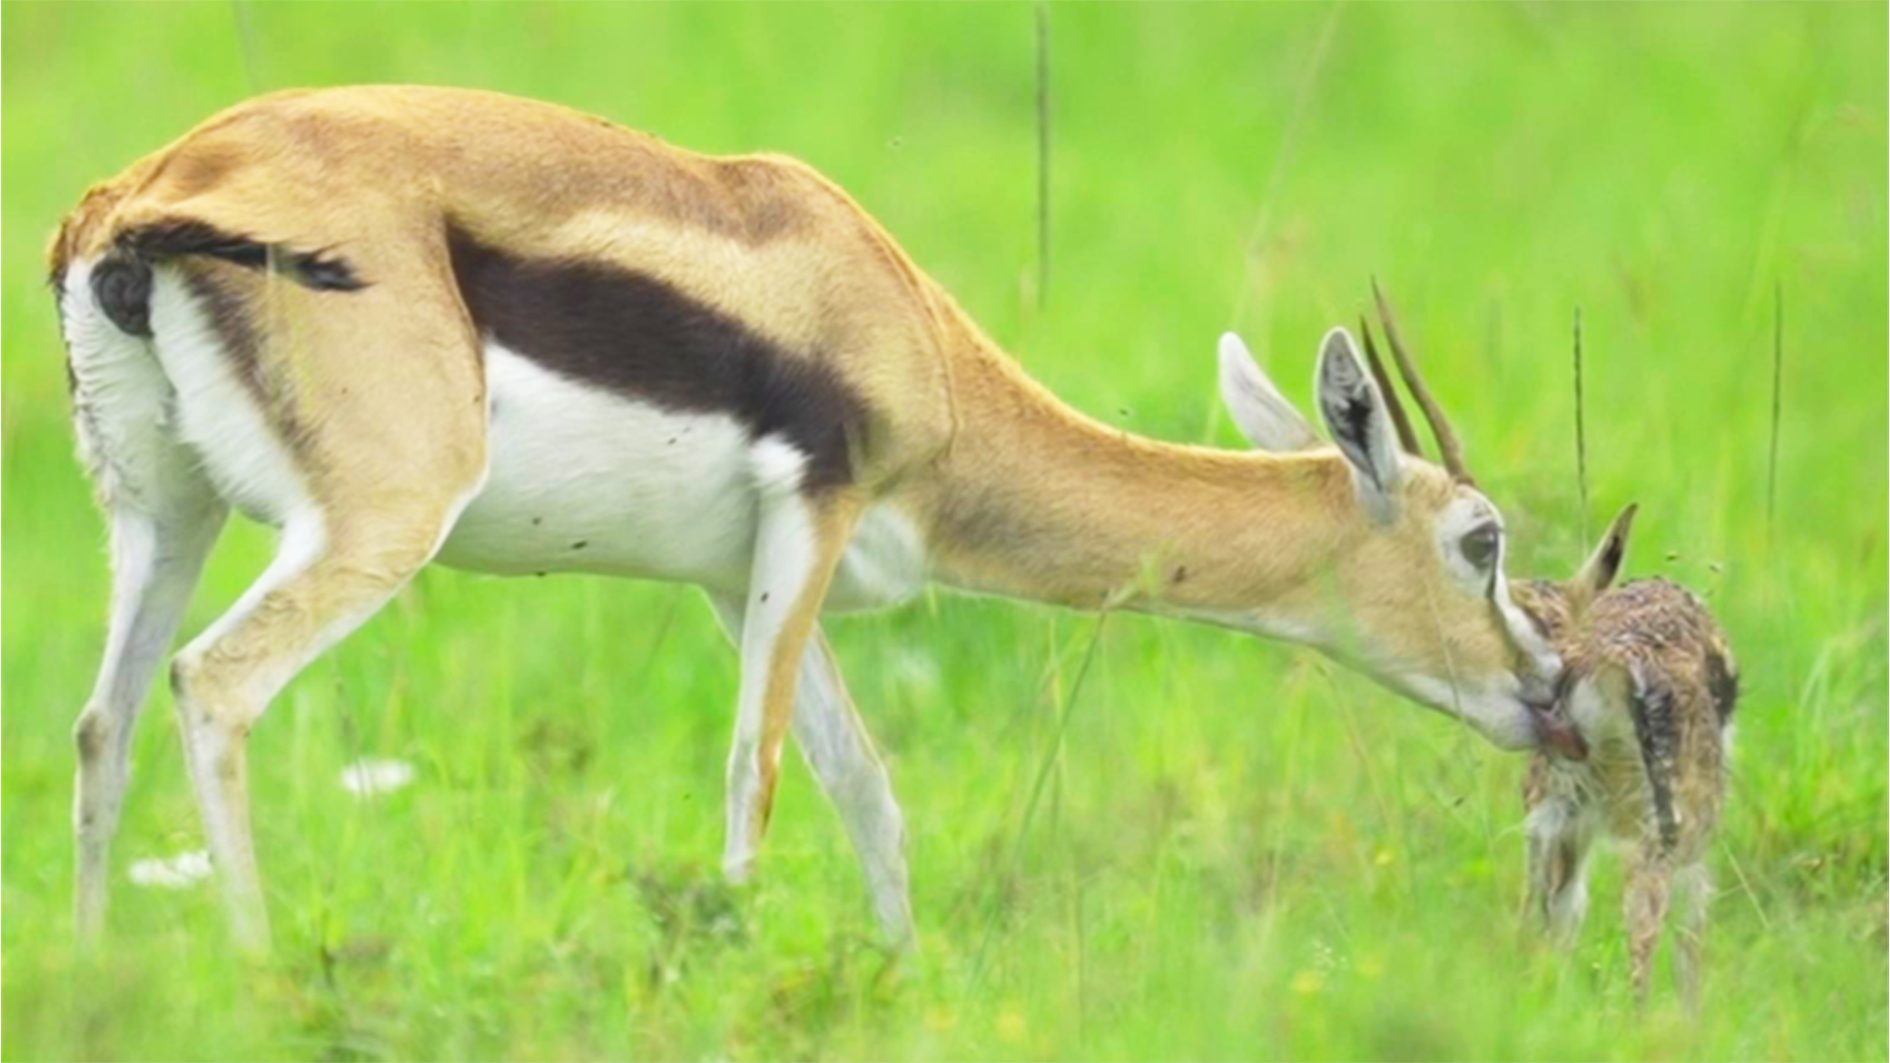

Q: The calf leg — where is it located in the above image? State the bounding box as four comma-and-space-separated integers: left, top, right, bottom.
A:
1671, 861, 1712, 1009
1623, 846, 1674, 1004
1524, 795, 1594, 945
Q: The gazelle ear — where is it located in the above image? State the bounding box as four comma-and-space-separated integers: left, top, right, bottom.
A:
1564, 503, 1640, 612
1570, 502, 1638, 610
1315, 327, 1402, 523
1218, 332, 1321, 452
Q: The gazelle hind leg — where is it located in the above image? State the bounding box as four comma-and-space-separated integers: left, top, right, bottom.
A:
723, 450, 865, 885
63, 255, 230, 944
710, 596, 913, 946
1623, 846, 1673, 1004
172, 501, 468, 948
145, 239, 487, 950
75, 505, 225, 943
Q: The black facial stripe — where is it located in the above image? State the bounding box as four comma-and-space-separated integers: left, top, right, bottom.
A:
1490, 594, 1525, 660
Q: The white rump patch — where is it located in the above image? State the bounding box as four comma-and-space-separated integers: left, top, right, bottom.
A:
145, 266, 316, 528
61, 258, 194, 513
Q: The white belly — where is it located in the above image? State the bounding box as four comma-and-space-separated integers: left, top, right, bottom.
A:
437, 344, 759, 588
437, 344, 928, 611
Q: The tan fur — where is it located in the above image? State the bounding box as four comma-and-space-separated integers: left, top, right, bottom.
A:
52, 87, 957, 489
903, 309, 1515, 689
53, 86, 1554, 948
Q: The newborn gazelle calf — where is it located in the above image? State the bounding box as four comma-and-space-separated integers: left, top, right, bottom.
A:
1512, 506, 1739, 1003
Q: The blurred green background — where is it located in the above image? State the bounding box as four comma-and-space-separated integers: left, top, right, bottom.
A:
4, 3, 1884, 1060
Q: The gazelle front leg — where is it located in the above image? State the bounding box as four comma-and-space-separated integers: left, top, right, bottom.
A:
710, 596, 913, 945
723, 448, 865, 885
1524, 789, 1595, 945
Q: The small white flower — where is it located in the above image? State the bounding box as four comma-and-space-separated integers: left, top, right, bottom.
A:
891, 647, 941, 693
339, 757, 416, 798
128, 850, 213, 889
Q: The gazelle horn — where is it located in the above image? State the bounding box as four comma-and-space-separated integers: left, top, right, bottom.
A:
1358, 314, 1422, 457
1371, 277, 1476, 487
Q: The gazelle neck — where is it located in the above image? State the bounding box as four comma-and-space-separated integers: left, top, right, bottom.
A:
915, 328, 1362, 635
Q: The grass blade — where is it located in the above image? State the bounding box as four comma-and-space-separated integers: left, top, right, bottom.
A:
1574, 306, 1589, 546
1036, 1, 1052, 309
1768, 281, 1784, 538
969, 611, 1111, 988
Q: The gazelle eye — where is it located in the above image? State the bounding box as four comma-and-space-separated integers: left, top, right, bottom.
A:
1462, 523, 1501, 569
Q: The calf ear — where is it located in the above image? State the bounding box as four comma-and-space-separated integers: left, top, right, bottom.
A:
1570, 502, 1638, 609
1218, 332, 1321, 452
1315, 327, 1402, 523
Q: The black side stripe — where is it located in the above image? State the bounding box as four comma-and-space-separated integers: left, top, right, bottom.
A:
444, 224, 867, 492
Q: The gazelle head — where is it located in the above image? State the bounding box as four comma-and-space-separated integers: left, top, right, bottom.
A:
1215, 285, 1575, 753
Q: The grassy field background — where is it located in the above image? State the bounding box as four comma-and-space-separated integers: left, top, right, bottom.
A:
3, 3, 1885, 1059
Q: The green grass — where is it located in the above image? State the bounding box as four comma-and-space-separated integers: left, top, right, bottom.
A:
4, 3, 1885, 1059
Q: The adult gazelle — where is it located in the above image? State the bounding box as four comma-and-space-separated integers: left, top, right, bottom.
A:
50, 86, 1569, 950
